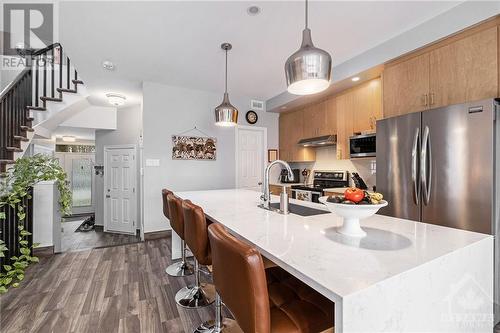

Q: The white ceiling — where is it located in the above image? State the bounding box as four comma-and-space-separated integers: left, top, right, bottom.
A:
59, 1, 462, 106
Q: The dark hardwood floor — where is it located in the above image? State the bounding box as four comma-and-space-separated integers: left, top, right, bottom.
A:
0, 237, 216, 333
1, 236, 499, 333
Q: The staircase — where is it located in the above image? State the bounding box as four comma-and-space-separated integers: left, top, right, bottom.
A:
0, 43, 84, 174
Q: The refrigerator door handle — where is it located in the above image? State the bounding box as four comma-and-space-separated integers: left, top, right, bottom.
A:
411, 127, 420, 205
421, 126, 432, 205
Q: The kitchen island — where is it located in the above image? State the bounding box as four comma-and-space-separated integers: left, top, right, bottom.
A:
177, 189, 494, 333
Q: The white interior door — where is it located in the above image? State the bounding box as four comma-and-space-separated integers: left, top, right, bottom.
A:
104, 146, 136, 234
236, 127, 265, 189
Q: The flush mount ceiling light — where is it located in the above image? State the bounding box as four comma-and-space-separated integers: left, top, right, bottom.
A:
214, 43, 239, 127
62, 136, 76, 142
247, 5, 261, 15
102, 60, 115, 70
106, 93, 126, 106
351, 76, 360, 82
285, 0, 332, 95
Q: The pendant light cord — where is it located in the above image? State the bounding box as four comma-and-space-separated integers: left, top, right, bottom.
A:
225, 49, 228, 93
305, 0, 308, 29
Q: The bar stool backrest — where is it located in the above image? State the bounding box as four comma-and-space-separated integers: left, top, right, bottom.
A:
182, 200, 211, 266
167, 193, 184, 239
208, 223, 271, 333
161, 189, 173, 219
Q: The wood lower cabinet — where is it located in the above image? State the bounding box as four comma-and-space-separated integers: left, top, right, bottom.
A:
383, 53, 430, 117
429, 26, 498, 108
269, 185, 292, 196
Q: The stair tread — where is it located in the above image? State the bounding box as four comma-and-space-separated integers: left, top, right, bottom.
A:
40, 96, 63, 102
6, 147, 23, 152
72, 79, 84, 85
20, 126, 34, 132
26, 106, 47, 111
13, 135, 29, 141
57, 88, 77, 93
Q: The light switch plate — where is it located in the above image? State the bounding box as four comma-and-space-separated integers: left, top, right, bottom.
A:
145, 159, 160, 167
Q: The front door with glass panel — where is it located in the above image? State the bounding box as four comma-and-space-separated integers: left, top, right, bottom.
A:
56, 153, 95, 215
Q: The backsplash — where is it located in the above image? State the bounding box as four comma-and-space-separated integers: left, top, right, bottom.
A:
289, 146, 376, 190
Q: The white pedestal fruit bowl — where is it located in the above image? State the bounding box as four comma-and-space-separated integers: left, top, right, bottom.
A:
319, 196, 388, 237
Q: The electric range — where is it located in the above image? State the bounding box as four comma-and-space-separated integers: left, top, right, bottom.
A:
291, 170, 349, 203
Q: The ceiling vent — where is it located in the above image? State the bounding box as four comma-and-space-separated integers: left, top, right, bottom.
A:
251, 99, 265, 111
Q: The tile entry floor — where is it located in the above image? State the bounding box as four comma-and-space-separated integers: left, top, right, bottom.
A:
61, 219, 141, 252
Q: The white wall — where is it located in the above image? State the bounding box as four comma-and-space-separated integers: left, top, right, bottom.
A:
61, 106, 117, 129
142, 81, 279, 233
95, 104, 142, 226
290, 147, 377, 190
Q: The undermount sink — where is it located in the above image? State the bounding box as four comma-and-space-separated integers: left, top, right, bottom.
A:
269, 202, 330, 217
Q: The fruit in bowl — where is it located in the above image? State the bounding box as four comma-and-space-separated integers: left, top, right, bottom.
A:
320, 188, 388, 237
326, 188, 384, 205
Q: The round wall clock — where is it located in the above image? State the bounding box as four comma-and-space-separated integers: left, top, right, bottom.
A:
245, 110, 258, 124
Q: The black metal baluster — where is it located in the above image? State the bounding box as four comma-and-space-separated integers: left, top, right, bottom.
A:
59, 47, 63, 98
66, 57, 70, 89
51, 48, 55, 98
43, 55, 47, 103
35, 58, 39, 107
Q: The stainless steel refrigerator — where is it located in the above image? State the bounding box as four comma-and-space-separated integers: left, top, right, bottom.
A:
376, 98, 500, 325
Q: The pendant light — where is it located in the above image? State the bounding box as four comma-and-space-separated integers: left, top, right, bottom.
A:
285, 0, 332, 95
215, 43, 239, 126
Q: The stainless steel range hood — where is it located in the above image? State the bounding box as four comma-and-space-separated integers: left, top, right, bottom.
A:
297, 135, 337, 147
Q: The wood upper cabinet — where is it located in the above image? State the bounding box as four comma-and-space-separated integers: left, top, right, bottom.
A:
302, 101, 328, 138
383, 53, 430, 117
429, 26, 498, 108
279, 110, 315, 162
383, 24, 499, 117
352, 78, 382, 133
335, 91, 354, 160
325, 96, 337, 134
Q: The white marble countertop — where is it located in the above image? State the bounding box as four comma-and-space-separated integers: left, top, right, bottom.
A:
176, 189, 491, 302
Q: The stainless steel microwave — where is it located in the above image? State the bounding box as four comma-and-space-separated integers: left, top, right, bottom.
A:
349, 133, 376, 158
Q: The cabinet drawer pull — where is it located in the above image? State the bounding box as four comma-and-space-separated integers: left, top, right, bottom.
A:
429, 93, 435, 106
421, 94, 428, 106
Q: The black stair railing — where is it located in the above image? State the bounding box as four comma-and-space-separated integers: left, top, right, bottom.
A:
0, 187, 33, 269
0, 43, 83, 173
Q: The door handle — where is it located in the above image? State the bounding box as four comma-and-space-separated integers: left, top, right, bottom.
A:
420, 126, 432, 205
106, 195, 110, 198
411, 127, 420, 205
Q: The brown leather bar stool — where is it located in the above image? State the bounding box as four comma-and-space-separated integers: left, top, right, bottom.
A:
208, 223, 334, 333
164, 191, 194, 277
175, 200, 216, 310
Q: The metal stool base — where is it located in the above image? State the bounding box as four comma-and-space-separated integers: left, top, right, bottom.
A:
165, 261, 194, 277
175, 283, 215, 308
194, 319, 240, 333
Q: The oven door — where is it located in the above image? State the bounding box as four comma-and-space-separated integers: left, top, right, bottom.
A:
291, 189, 312, 202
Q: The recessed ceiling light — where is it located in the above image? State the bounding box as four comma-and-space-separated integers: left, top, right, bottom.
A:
62, 136, 76, 142
247, 5, 261, 16
102, 60, 115, 70
106, 93, 126, 106
351, 76, 360, 82
281, 106, 288, 110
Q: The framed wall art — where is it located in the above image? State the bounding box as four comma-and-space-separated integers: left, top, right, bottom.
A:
172, 135, 217, 160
